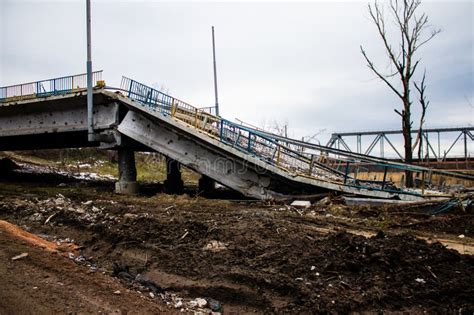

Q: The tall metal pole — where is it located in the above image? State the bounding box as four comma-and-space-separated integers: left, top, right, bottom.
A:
212, 26, 219, 116
86, 0, 94, 142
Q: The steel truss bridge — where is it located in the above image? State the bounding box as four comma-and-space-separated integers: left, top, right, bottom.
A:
327, 127, 473, 161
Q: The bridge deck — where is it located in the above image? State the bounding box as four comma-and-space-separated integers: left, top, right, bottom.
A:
1, 73, 472, 200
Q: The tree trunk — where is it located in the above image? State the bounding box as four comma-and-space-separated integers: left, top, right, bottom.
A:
403, 103, 414, 188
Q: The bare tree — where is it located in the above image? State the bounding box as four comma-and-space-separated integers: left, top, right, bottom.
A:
413, 71, 429, 160
360, 0, 440, 187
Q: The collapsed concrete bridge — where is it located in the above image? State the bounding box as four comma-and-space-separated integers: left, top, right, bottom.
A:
1, 72, 472, 201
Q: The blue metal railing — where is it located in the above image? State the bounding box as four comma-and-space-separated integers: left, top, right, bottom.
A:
119, 76, 474, 197
0, 71, 103, 103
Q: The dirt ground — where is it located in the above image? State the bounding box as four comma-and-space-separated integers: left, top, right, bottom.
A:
0, 159, 473, 314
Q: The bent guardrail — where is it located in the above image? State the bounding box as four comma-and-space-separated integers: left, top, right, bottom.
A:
120, 76, 474, 198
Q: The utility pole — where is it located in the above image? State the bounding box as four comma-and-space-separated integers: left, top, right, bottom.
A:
212, 26, 219, 116
86, 0, 94, 142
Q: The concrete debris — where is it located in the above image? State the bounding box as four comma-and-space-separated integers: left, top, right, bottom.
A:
203, 240, 228, 252
11, 252, 29, 261
415, 278, 426, 284
194, 298, 207, 308
290, 200, 311, 208
123, 213, 138, 221
317, 197, 332, 206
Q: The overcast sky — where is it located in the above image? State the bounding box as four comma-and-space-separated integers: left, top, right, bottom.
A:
0, 0, 472, 153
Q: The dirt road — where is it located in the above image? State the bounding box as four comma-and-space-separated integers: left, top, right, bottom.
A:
0, 220, 175, 314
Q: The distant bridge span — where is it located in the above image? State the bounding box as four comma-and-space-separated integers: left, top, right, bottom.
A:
327, 127, 473, 161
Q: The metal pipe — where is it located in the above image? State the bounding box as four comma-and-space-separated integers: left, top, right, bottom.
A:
212, 26, 219, 116
86, 0, 94, 142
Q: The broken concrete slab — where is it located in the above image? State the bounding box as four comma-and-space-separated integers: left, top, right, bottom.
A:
291, 200, 311, 208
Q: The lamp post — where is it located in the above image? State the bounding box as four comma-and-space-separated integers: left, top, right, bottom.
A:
212, 26, 219, 116
86, 0, 94, 142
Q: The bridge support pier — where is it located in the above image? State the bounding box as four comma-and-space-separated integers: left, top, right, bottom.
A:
164, 157, 184, 194
198, 175, 215, 194
115, 150, 139, 195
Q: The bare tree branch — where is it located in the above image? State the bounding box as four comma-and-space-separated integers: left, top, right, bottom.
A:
361, 46, 404, 100
361, 0, 439, 187
413, 71, 429, 159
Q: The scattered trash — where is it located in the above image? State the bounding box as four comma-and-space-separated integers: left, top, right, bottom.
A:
11, 252, 29, 261
458, 234, 465, 239
179, 230, 189, 240
113, 264, 164, 295
44, 213, 57, 225
205, 297, 222, 312
310, 265, 316, 271
149, 292, 155, 298
82, 200, 93, 206
113, 290, 121, 295
290, 200, 311, 208
174, 300, 183, 308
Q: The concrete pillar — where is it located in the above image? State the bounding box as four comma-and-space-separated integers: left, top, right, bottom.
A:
164, 157, 184, 194
198, 175, 216, 194
115, 150, 139, 194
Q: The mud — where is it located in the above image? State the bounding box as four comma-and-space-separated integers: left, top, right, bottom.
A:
1, 178, 473, 314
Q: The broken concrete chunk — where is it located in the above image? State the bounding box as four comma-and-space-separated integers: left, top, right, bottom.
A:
290, 200, 311, 208
11, 252, 29, 261
195, 298, 207, 308
203, 240, 227, 252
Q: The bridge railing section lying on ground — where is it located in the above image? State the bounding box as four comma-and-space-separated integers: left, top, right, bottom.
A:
0, 71, 103, 103
121, 76, 473, 197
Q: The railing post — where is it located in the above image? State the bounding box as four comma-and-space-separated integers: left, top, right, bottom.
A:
219, 119, 224, 141
171, 99, 176, 117
308, 154, 315, 175
421, 171, 426, 195
344, 161, 351, 184
194, 108, 198, 128
276, 145, 281, 166
247, 133, 252, 152
381, 166, 388, 190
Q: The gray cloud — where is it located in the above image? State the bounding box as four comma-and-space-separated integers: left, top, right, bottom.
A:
1, 0, 472, 146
